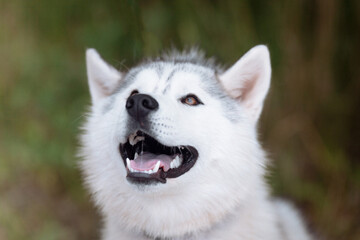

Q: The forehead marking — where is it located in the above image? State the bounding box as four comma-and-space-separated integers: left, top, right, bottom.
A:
162, 65, 212, 94
148, 63, 164, 93
162, 68, 178, 94
151, 66, 168, 93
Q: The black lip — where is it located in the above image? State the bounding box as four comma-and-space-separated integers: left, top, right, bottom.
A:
126, 172, 166, 185
119, 131, 198, 184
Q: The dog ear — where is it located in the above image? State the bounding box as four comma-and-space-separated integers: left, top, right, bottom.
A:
219, 45, 271, 121
86, 49, 122, 104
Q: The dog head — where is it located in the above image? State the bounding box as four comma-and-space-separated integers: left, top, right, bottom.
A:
80, 46, 271, 238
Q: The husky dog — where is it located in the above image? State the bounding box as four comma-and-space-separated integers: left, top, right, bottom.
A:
80, 45, 311, 240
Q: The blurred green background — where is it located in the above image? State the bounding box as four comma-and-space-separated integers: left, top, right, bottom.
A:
0, 0, 359, 239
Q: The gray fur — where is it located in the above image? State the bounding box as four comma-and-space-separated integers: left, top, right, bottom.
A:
107, 49, 238, 120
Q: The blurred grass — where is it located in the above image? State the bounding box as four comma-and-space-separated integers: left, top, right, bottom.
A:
0, 0, 359, 239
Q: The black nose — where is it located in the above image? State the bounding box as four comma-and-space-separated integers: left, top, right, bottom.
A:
126, 94, 159, 121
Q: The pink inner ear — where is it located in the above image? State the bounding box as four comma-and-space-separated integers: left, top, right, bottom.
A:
239, 73, 258, 102
86, 48, 123, 103
218, 45, 271, 121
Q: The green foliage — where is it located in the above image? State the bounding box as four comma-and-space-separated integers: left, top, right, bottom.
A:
0, 0, 359, 239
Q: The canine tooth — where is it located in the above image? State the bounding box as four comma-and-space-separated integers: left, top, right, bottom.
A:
153, 161, 161, 173
126, 158, 130, 167
130, 134, 145, 146
134, 152, 138, 159
171, 155, 181, 169
129, 133, 137, 145
135, 136, 145, 142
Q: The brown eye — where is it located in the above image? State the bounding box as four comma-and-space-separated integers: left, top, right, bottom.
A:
184, 96, 197, 105
181, 94, 203, 106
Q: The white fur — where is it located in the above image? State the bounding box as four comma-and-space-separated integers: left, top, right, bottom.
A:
219, 45, 271, 121
80, 46, 312, 240
86, 49, 122, 103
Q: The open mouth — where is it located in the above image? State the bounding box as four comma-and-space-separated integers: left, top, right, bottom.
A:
119, 131, 198, 184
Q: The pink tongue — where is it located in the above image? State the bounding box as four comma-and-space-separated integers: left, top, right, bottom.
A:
130, 153, 173, 172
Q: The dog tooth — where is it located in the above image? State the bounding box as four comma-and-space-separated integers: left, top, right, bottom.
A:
170, 161, 174, 169
135, 136, 145, 143
153, 161, 161, 173
171, 155, 180, 168
129, 133, 137, 145
130, 135, 145, 145
134, 152, 138, 159
126, 158, 130, 166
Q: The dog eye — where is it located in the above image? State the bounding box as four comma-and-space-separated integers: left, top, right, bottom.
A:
130, 90, 139, 97
180, 94, 203, 106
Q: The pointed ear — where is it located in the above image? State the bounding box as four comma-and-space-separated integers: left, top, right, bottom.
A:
86, 49, 122, 104
219, 45, 271, 121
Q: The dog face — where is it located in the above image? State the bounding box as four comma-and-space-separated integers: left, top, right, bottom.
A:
80, 46, 271, 237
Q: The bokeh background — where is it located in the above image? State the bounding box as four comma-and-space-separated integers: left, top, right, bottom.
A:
0, 0, 359, 239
